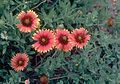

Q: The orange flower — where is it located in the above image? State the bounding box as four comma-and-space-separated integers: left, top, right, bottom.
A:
16, 10, 40, 32
55, 29, 74, 52
71, 28, 90, 49
32, 29, 55, 53
11, 53, 29, 71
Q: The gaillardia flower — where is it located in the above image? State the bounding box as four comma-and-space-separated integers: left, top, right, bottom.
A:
71, 28, 90, 49
32, 29, 55, 53
55, 29, 74, 52
16, 10, 40, 32
11, 53, 29, 71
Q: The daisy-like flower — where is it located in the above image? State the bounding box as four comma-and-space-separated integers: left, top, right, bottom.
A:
11, 53, 29, 71
16, 10, 40, 32
55, 29, 74, 52
32, 29, 55, 53
71, 27, 90, 49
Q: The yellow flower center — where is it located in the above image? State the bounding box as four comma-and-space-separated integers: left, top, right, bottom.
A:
75, 34, 85, 43
78, 36, 82, 41
24, 19, 30, 25
21, 16, 32, 27
59, 35, 68, 45
39, 37, 49, 46
18, 60, 24, 66
62, 36, 67, 41
41, 38, 46, 42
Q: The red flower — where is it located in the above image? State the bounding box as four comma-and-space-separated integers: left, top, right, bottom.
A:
71, 28, 90, 48
16, 10, 40, 32
25, 79, 30, 84
55, 29, 74, 52
11, 53, 29, 71
32, 29, 55, 53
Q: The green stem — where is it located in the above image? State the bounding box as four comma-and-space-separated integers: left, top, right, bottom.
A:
31, 0, 47, 9
11, 3, 27, 12
49, 76, 67, 80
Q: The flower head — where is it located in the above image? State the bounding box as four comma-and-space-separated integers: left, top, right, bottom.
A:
32, 29, 55, 53
71, 28, 90, 48
55, 29, 74, 52
11, 53, 29, 71
25, 79, 30, 84
107, 17, 114, 27
16, 10, 40, 32
39, 74, 48, 84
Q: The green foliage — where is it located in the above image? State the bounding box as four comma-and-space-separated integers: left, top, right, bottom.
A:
0, 0, 120, 84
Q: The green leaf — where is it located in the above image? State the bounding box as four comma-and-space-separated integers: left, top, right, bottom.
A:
57, 80, 64, 84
